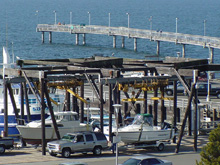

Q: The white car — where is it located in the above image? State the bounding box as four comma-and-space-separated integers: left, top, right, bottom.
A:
120, 156, 173, 165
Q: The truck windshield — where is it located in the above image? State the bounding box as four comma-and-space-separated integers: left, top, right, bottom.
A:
61, 134, 75, 141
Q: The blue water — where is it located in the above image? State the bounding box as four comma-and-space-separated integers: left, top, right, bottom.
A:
0, 0, 220, 63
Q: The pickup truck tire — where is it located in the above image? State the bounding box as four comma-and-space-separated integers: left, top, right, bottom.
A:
0, 145, 5, 154
217, 93, 220, 98
62, 148, 71, 158
165, 89, 173, 96
93, 146, 102, 155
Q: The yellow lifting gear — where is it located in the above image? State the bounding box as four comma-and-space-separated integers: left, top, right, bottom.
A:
151, 96, 174, 100
122, 98, 145, 102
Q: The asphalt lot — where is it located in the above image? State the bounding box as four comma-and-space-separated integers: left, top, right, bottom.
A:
1, 135, 209, 165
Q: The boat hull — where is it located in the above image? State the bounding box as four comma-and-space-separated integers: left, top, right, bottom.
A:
17, 124, 92, 145
0, 114, 47, 136
117, 129, 174, 144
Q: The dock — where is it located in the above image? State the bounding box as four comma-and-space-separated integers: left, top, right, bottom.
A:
36, 24, 220, 61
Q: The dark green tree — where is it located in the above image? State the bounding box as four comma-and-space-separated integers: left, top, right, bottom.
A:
196, 125, 220, 165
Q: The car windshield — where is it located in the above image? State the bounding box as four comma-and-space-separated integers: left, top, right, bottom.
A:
122, 158, 141, 165
61, 134, 75, 141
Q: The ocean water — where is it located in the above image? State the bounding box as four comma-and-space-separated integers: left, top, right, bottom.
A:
0, 0, 220, 63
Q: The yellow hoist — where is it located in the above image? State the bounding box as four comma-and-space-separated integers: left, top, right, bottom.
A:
118, 79, 173, 101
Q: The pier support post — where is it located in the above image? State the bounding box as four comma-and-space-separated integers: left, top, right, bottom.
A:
41, 32, 44, 43
82, 34, 86, 45
209, 47, 214, 63
76, 34, 79, 45
182, 44, 186, 58
113, 36, 116, 48
121, 36, 125, 48
49, 32, 52, 43
134, 38, 137, 51
156, 41, 160, 56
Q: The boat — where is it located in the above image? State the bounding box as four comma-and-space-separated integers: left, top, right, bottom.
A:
16, 111, 93, 144
0, 46, 64, 136
114, 113, 175, 144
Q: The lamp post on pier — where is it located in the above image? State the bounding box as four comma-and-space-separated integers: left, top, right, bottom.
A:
36, 10, 39, 24
176, 17, 178, 33
88, 11, 91, 26
149, 16, 152, 31
70, 12, 72, 24
53, 10, 57, 24
126, 13, 130, 29
109, 13, 111, 28
204, 20, 206, 36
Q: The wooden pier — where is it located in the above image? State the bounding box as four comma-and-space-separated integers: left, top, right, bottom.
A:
37, 24, 220, 62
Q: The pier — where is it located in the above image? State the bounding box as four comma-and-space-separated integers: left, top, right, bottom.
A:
37, 24, 220, 61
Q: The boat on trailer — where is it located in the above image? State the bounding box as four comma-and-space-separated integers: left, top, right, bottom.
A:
114, 113, 175, 144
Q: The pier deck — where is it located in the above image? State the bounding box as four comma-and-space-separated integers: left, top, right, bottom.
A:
37, 24, 220, 60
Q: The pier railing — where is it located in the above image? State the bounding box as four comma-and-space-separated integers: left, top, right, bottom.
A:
37, 24, 220, 49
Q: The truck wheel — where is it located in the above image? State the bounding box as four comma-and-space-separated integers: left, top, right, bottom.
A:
217, 93, 220, 98
0, 145, 5, 154
157, 143, 165, 151
62, 148, 71, 158
166, 90, 173, 96
93, 146, 102, 155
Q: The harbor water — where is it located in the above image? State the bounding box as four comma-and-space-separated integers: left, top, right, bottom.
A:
0, 0, 220, 63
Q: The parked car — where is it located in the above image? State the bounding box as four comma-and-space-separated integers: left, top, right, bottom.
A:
165, 82, 185, 96
120, 156, 173, 165
47, 131, 108, 158
0, 137, 14, 154
197, 82, 220, 98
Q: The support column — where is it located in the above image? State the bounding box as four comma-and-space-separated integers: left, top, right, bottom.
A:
182, 44, 186, 58
82, 34, 86, 45
76, 34, 79, 45
121, 36, 125, 48
3, 80, 8, 137
113, 35, 116, 48
20, 82, 24, 124
209, 47, 214, 63
108, 83, 113, 142
40, 72, 46, 155
80, 82, 84, 123
173, 80, 177, 143
160, 87, 165, 124
134, 38, 137, 51
41, 32, 44, 43
49, 32, 52, 43
156, 41, 160, 56
153, 88, 158, 126
99, 82, 104, 133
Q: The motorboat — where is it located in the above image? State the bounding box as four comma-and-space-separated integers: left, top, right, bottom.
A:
114, 113, 175, 144
16, 111, 93, 144
0, 46, 65, 136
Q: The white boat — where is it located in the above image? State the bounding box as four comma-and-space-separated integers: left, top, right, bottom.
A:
16, 111, 93, 144
0, 46, 65, 136
115, 114, 175, 144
